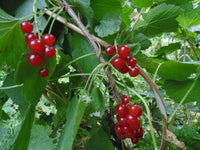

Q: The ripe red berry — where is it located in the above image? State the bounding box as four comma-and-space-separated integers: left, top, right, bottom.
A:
20, 21, 33, 33
128, 67, 140, 77
117, 116, 127, 126
135, 127, 143, 138
42, 34, 55, 46
119, 65, 130, 74
129, 104, 142, 117
125, 130, 135, 139
121, 96, 130, 105
127, 57, 137, 68
39, 68, 49, 77
28, 39, 45, 53
118, 134, 126, 140
125, 114, 140, 130
115, 104, 128, 117
43, 46, 56, 58
25, 33, 39, 44
28, 53, 44, 66
131, 137, 139, 144
105, 45, 116, 55
114, 124, 124, 135
111, 57, 125, 69
118, 45, 130, 59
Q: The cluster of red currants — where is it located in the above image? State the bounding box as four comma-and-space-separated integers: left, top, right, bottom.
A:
115, 96, 143, 144
105, 44, 139, 77
20, 21, 56, 77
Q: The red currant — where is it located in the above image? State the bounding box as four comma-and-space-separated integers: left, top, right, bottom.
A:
127, 57, 137, 68
42, 34, 55, 46
125, 130, 135, 139
43, 46, 56, 58
118, 45, 130, 59
114, 124, 124, 135
118, 134, 126, 140
105, 45, 116, 55
131, 137, 139, 144
129, 104, 142, 117
135, 127, 143, 138
121, 96, 130, 105
28, 39, 45, 53
111, 57, 125, 69
25, 33, 39, 44
128, 67, 140, 77
119, 65, 130, 74
115, 104, 128, 117
117, 116, 127, 126
39, 68, 49, 77
28, 53, 44, 66
126, 114, 140, 130
20, 21, 33, 33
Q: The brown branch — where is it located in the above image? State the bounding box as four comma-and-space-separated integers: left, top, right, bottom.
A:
72, 135, 91, 150
131, 8, 144, 31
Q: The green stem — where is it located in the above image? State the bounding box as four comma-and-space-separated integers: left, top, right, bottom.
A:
33, 0, 41, 39
153, 63, 162, 83
41, 7, 60, 35
48, 8, 63, 34
168, 77, 198, 123
116, 81, 157, 150
0, 84, 23, 90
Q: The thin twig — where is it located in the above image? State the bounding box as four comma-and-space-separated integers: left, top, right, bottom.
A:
131, 8, 144, 31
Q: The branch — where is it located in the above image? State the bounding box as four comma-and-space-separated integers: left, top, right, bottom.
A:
131, 8, 144, 31
60, 0, 121, 103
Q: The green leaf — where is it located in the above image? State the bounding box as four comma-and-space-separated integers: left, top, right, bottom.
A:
90, 0, 122, 21
67, 33, 99, 73
165, 0, 192, 5
15, 54, 56, 105
133, 33, 152, 50
95, 14, 121, 37
120, 4, 133, 28
91, 87, 105, 116
163, 78, 200, 103
28, 125, 54, 150
83, 128, 114, 150
136, 4, 183, 37
157, 61, 198, 81
177, 6, 200, 29
57, 94, 88, 150
2, 72, 29, 116
12, 105, 35, 150
67, 0, 94, 27
15, 0, 47, 18
0, 8, 26, 68
155, 43, 181, 55
132, 0, 153, 8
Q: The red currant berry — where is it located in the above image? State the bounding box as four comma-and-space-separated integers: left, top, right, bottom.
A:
28, 53, 44, 66
43, 46, 56, 58
136, 127, 143, 138
131, 137, 139, 144
127, 57, 137, 68
125, 130, 135, 139
118, 45, 130, 59
115, 104, 128, 117
42, 34, 55, 46
20, 21, 33, 33
126, 114, 140, 130
28, 39, 45, 53
129, 104, 142, 117
25, 33, 39, 44
114, 124, 124, 135
121, 96, 131, 106
105, 45, 116, 55
123, 125, 131, 134
128, 67, 140, 77
39, 68, 49, 77
111, 57, 125, 69
118, 134, 126, 140
119, 65, 130, 74
117, 116, 127, 126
